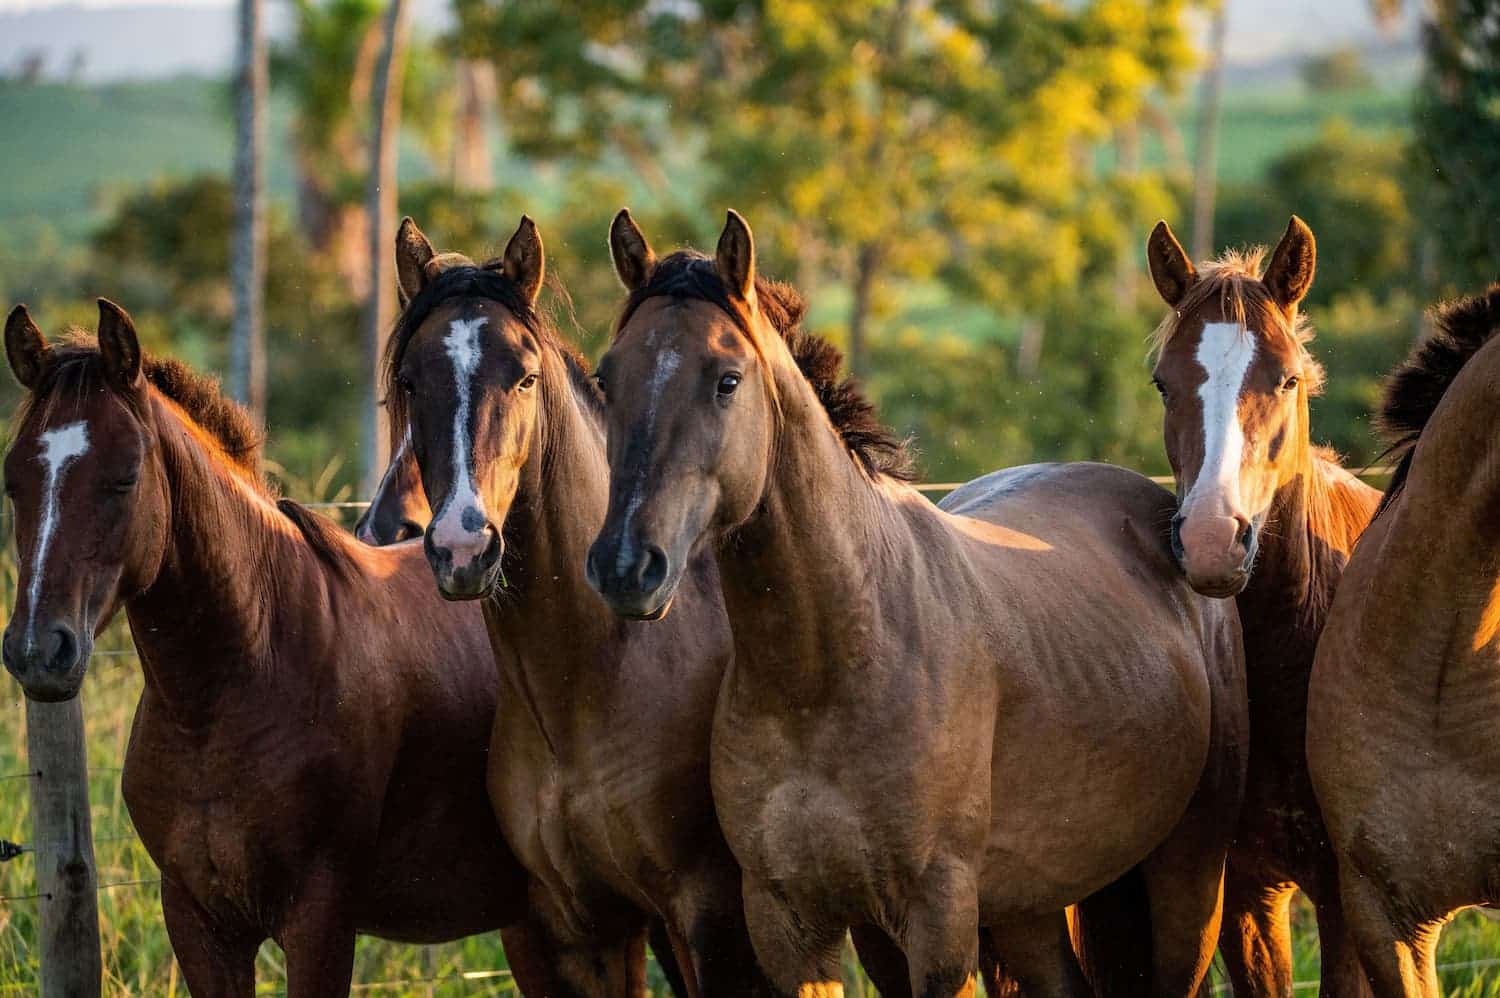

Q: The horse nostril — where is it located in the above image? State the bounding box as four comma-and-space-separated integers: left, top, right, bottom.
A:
44, 625, 77, 674
636, 545, 668, 593
1238, 519, 1257, 553
1169, 514, 1186, 562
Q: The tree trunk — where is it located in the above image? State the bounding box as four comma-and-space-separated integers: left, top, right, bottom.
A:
362, 0, 411, 495
451, 59, 496, 191
230, 0, 267, 427
1191, 3, 1229, 261
847, 241, 881, 379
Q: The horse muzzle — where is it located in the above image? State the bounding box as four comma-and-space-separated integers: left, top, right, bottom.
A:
585, 537, 676, 621
1172, 511, 1257, 598
2, 618, 90, 702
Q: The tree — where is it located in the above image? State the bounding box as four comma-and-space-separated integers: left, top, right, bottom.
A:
230, 0, 267, 425
362, 0, 411, 493
1411, 0, 1500, 293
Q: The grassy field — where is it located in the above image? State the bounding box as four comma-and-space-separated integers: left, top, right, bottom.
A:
2, 528, 1500, 995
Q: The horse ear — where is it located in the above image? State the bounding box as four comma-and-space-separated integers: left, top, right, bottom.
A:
395, 217, 437, 304
609, 208, 656, 291
715, 209, 756, 303
1147, 220, 1197, 308
97, 298, 143, 391
1264, 215, 1316, 311
502, 215, 545, 306
5, 305, 49, 390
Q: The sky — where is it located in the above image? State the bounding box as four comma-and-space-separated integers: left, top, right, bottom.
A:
0, 0, 1417, 82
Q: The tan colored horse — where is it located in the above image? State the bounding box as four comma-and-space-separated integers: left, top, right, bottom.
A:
1147, 218, 1379, 997
587, 209, 1248, 997
381, 216, 779, 996
1308, 285, 1500, 998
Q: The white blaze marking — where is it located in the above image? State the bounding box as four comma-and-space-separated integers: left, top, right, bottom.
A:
26, 421, 90, 632
616, 346, 679, 576
1187, 321, 1256, 512
429, 317, 488, 555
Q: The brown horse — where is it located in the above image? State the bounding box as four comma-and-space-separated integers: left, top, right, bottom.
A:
1147, 218, 1380, 997
1307, 285, 1500, 998
588, 209, 1248, 998
1, 301, 543, 997
382, 215, 782, 996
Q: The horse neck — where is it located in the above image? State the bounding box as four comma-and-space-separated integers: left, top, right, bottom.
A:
488, 356, 614, 657
721, 356, 916, 697
1238, 436, 1377, 668
127, 397, 328, 717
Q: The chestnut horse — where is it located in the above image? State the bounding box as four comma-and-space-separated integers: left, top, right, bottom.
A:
1, 301, 542, 997
381, 215, 780, 996
1308, 285, 1500, 998
588, 210, 1248, 997
1147, 218, 1380, 997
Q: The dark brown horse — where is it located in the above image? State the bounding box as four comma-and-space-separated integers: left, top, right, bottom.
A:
1, 301, 542, 997
383, 215, 779, 996
354, 421, 428, 544
588, 210, 1248, 998
1308, 285, 1500, 998
1147, 218, 1379, 997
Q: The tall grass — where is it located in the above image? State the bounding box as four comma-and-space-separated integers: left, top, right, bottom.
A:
0, 506, 1497, 994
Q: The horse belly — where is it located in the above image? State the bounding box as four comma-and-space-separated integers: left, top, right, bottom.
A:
980, 666, 1211, 916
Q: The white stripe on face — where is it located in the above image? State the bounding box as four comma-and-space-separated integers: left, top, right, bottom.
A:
27, 421, 90, 632
428, 317, 488, 552
1187, 321, 1256, 512
615, 345, 679, 576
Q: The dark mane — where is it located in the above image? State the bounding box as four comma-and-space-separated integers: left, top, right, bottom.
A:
1374, 284, 1500, 516
19, 333, 263, 474
615, 251, 915, 482
16, 333, 357, 579
383, 261, 598, 447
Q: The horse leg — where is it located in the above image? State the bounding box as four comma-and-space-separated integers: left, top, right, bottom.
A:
1309, 882, 1373, 998
500, 919, 555, 997
897, 862, 981, 998
160, 880, 261, 998
850, 922, 912, 998
986, 912, 1090, 998
741, 874, 848, 996
650, 917, 693, 998
277, 869, 357, 997
1339, 868, 1442, 998
1218, 865, 1295, 998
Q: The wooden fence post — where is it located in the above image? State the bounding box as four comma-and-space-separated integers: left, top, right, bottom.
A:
26, 696, 101, 997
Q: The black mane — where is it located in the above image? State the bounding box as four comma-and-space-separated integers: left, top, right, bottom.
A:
1375, 283, 1500, 516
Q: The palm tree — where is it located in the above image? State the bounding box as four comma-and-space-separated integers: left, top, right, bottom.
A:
230, 0, 267, 426
362, 0, 411, 493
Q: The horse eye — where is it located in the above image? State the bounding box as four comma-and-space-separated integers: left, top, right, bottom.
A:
1151, 377, 1168, 399
1282, 375, 1300, 392
717, 372, 742, 397
110, 476, 138, 495
518, 373, 539, 391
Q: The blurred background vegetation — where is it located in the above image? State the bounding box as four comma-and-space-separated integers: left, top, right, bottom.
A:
2, 0, 1492, 493
0, 0, 1498, 992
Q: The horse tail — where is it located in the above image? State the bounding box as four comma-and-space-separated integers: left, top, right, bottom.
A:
1071, 865, 1153, 998
1375, 284, 1500, 516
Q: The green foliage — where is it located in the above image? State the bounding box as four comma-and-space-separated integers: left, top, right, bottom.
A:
1214, 119, 1412, 306
1412, 0, 1500, 293
1300, 49, 1374, 92
87, 176, 366, 495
